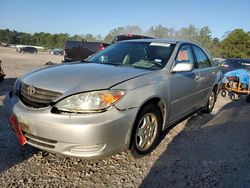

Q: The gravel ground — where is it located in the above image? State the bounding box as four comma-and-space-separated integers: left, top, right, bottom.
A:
1, 47, 250, 187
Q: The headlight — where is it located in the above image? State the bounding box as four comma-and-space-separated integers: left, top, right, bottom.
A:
54, 90, 126, 113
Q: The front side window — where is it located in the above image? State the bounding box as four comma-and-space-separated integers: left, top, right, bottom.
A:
176, 45, 195, 65
87, 42, 175, 70
193, 46, 211, 68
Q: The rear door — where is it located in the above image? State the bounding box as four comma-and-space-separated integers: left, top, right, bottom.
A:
169, 44, 201, 121
192, 45, 217, 104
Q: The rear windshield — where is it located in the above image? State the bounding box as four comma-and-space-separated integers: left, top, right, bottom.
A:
87, 41, 175, 70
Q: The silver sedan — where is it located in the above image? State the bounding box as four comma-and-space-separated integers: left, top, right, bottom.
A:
4, 39, 219, 159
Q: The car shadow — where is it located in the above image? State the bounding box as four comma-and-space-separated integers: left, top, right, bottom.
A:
0, 77, 16, 96
140, 99, 250, 187
0, 78, 39, 174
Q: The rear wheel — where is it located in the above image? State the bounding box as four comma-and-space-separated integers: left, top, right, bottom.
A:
230, 93, 237, 101
131, 104, 162, 157
202, 90, 216, 113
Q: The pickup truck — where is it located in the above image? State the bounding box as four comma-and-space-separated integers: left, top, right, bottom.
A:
64, 41, 109, 62
64, 34, 154, 62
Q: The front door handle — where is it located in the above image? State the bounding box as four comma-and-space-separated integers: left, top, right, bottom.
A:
195, 75, 200, 80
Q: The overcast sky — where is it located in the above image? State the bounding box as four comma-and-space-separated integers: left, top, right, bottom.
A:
0, 0, 249, 39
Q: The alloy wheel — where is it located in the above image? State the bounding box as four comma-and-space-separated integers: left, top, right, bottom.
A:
135, 113, 158, 151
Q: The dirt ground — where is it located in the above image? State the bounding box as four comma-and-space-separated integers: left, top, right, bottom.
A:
0, 47, 250, 187
0, 47, 63, 96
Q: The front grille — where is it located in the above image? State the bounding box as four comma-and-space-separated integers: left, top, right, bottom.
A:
20, 83, 62, 108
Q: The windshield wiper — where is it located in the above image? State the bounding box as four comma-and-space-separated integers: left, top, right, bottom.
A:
97, 62, 124, 67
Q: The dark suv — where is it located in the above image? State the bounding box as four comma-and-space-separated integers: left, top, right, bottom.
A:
112, 34, 154, 43
64, 41, 109, 62
219, 58, 250, 74
17, 47, 38, 54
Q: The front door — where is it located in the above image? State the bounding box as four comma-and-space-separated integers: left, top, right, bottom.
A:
169, 44, 201, 122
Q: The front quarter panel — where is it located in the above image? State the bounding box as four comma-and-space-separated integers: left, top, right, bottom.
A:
112, 70, 169, 111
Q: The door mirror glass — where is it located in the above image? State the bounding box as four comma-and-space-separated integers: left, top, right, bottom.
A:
172, 62, 193, 72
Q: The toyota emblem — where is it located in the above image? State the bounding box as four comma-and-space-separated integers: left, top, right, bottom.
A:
27, 85, 36, 95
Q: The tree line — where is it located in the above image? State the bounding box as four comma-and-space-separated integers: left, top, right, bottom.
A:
0, 25, 249, 58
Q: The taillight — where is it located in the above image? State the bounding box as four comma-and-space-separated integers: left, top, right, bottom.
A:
98, 44, 105, 51
223, 64, 229, 68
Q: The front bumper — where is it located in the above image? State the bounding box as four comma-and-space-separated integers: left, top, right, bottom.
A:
3, 92, 138, 159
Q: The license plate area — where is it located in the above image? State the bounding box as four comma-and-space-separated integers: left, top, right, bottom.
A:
9, 115, 27, 145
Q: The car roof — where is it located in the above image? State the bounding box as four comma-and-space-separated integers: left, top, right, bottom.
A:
115, 34, 154, 38
118, 38, 192, 45
22, 46, 35, 49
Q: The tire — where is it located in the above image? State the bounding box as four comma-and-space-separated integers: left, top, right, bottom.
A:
221, 90, 228, 97
131, 104, 162, 157
230, 93, 236, 101
202, 89, 216, 113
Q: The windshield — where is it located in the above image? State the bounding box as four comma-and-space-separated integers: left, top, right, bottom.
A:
87, 41, 175, 70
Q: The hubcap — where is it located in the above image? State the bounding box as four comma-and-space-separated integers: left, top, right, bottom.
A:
135, 113, 158, 151
208, 92, 215, 110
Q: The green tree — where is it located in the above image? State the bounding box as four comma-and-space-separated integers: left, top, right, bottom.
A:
221, 29, 250, 58
104, 25, 143, 43
145, 25, 170, 38
210, 37, 222, 57
196, 26, 212, 51
84, 33, 95, 42
177, 25, 199, 42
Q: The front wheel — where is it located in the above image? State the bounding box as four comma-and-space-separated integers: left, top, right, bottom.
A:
221, 90, 228, 97
202, 90, 216, 113
131, 104, 162, 157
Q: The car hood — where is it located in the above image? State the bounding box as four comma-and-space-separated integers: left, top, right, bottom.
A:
21, 62, 152, 96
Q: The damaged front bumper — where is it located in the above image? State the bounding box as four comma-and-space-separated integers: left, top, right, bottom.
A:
3, 92, 138, 159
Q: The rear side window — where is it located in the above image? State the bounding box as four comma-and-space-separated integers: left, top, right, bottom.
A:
193, 46, 211, 68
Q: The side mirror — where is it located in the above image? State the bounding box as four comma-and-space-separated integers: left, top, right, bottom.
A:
172, 62, 193, 73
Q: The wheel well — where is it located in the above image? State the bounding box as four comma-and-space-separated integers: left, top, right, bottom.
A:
139, 98, 165, 123
214, 84, 218, 92
213, 84, 219, 101
129, 97, 166, 149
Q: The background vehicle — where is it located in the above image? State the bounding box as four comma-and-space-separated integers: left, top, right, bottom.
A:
49, 48, 63, 55
0, 60, 5, 83
112, 34, 154, 43
64, 35, 154, 62
219, 58, 250, 74
212, 57, 225, 66
220, 69, 250, 102
17, 46, 38, 54
63, 41, 109, 62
